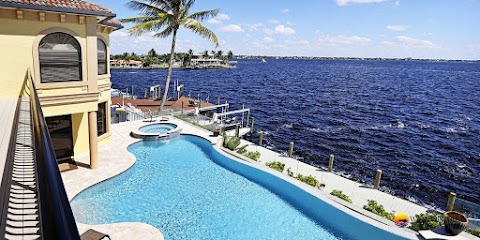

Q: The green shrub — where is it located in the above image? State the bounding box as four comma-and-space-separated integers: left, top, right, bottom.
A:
295, 174, 319, 187
409, 213, 444, 231
226, 137, 241, 150
265, 161, 285, 172
330, 190, 352, 203
222, 132, 229, 147
244, 151, 261, 161
236, 144, 248, 154
363, 200, 395, 221
466, 228, 480, 237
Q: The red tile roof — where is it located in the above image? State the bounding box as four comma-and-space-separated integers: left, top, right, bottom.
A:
100, 18, 123, 29
0, 0, 115, 16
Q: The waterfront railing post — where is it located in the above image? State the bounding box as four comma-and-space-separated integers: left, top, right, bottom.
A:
258, 131, 264, 146
250, 117, 255, 134
374, 170, 382, 189
328, 154, 334, 172
289, 142, 294, 158
217, 97, 220, 105
246, 111, 250, 129
446, 192, 457, 212
235, 125, 240, 137
181, 102, 184, 114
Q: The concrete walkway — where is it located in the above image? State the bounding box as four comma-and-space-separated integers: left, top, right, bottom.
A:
239, 141, 428, 217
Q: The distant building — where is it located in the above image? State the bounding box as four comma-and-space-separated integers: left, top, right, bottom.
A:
190, 53, 224, 68
111, 59, 143, 68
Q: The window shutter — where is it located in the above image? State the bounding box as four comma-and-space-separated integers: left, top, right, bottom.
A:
97, 39, 107, 75
39, 33, 82, 83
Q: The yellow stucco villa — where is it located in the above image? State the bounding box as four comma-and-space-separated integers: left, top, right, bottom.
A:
0, 1, 124, 238
0, 0, 122, 169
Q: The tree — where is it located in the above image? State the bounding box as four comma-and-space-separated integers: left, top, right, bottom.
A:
227, 50, 234, 59
203, 50, 209, 59
122, 0, 219, 112
216, 50, 223, 59
148, 48, 157, 58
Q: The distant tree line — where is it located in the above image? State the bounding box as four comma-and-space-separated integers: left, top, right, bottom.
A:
111, 49, 234, 68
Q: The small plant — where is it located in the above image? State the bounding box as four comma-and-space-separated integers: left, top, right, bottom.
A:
330, 190, 352, 203
287, 168, 294, 177
295, 174, 319, 187
409, 213, 444, 231
244, 151, 261, 161
265, 161, 285, 172
363, 200, 395, 221
236, 144, 248, 154
226, 137, 241, 151
466, 228, 480, 237
222, 132, 229, 147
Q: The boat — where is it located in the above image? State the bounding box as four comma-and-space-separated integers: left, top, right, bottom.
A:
261, 58, 267, 63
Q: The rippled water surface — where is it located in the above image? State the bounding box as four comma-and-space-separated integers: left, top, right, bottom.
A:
111, 59, 480, 207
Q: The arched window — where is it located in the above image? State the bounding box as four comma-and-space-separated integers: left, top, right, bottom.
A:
97, 39, 108, 75
39, 32, 82, 83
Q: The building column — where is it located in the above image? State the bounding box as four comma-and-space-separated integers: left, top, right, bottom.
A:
88, 111, 98, 169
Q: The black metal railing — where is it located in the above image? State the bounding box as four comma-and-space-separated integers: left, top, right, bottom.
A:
28, 73, 81, 239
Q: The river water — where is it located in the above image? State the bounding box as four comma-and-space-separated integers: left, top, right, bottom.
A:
111, 59, 480, 208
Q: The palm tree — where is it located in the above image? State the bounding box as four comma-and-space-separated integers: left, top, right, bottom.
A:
227, 50, 234, 59
122, 0, 219, 112
203, 50, 209, 59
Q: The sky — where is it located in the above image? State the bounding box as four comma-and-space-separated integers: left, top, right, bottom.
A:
95, 0, 480, 60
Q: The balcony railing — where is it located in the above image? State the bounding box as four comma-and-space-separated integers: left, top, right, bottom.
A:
0, 70, 80, 239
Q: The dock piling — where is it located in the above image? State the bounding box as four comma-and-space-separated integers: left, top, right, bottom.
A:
181, 102, 184, 114
289, 142, 294, 158
374, 170, 382, 189
446, 192, 457, 212
328, 154, 334, 172
235, 125, 240, 137
259, 131, 264, 146
217, 97, 220, 105
250, 117, 255, 134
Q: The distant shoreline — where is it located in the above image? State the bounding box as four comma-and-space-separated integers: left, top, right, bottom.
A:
236, 56, 479, 62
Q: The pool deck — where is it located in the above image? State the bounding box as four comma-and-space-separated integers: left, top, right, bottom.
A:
61, 117, 478, 240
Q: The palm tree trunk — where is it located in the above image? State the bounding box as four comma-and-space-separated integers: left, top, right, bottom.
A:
160, 28, 178, 113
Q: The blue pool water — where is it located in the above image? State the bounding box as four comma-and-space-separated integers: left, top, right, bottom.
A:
71, 135, 408, 240
139, 123, 177, 134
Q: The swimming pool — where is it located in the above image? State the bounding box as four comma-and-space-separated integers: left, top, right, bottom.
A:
70, 135, 411, 240
138, 123, 177, 134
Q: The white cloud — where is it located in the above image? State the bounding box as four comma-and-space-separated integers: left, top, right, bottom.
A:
318, 34, 371, 46
286, 21, 294, 26
269, 19, 280, 25
219, 24, 244, 32
281, 8, 290, 13
249, 23, 265, 31
265, 25, 296, 35
395, 0, 400, 6
263, 37, 275, 43
335, 0, 385, 6
208, 13, 230, 25
208, 18, 222, 24
386, 25, 411, 31
394, 36, 438, 48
